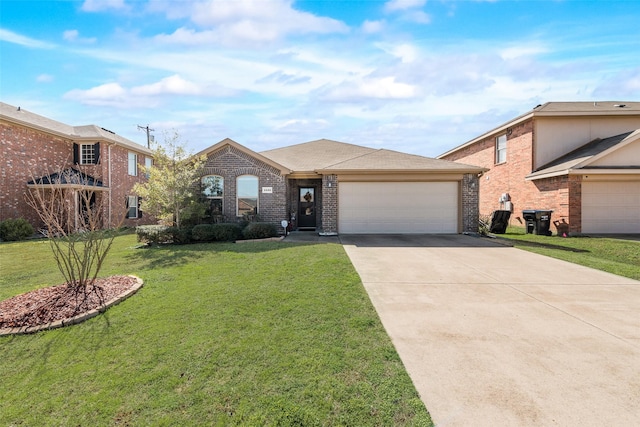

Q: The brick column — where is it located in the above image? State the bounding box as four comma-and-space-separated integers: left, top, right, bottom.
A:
321, 174, 338, 234
461, 173, 480, 233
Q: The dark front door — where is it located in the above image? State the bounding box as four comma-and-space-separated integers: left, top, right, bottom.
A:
298, 187, 316, 229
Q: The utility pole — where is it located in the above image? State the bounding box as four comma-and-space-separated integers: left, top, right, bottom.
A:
137, 124, 155, 148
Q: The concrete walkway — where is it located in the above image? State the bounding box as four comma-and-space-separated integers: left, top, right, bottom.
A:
339, 234, 640, 427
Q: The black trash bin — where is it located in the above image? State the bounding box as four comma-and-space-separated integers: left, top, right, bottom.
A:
489, 210, 511, 234
522, 210, 553, 235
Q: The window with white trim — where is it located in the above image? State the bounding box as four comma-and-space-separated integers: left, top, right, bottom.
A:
81, 144, 96, 164
126, 195, 140, 219
202, 175, 224, 215
128, 152, 138, 176
236, 175, 258, 217
496, 134, 507, 164
144, 157, 153, 179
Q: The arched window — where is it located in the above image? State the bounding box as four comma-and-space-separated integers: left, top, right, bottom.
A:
236, 175, 258, 217
202, 175, 224, 215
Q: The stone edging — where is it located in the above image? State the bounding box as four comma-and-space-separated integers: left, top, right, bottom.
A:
0, 275, 144, 337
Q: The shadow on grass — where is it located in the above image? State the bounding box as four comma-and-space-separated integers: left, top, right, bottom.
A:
502, 237, 590, 253
123, 240, 332, 270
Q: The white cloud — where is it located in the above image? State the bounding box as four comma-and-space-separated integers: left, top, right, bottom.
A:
274, 118, 329, 134
36, 74, 54, 83
0, 29, 55, 49
384, 0, 427, 12
64, 82, 131, 107
322, 76, 417, 101
153, 0, 348, 46
593, 68, 640, 97
63, 29, 97, 44
81, 0, 130, 12
131, 75, 201, 96
362, 20, 385, 34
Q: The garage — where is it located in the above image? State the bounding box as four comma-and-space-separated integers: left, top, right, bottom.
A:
582, 180, 640, 233
338, 181, 459, 234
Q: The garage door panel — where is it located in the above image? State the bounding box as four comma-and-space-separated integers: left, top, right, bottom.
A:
582, 181, 640, 233
339, 182, 458, 234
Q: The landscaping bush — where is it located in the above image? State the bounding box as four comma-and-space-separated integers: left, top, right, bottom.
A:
168, 226, 193, 245
136, 225, 171, 245
242, 222, 278, 240
192, 223, 242, 242
212, 223, 243, 241
0, 218, 34, 241
191, 224, 216, 242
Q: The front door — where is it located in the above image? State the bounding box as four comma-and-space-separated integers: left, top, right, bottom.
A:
298, 187, 316, 229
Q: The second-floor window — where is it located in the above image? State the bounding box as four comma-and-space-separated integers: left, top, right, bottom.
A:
496, 134, 507, 164
128, 152, 138, 176
73, 142, 100, 165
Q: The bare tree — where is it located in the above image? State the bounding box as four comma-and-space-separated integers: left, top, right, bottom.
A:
25, 166, 124, 314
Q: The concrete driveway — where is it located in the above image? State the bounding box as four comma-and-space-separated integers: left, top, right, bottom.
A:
339, 234, 640, 427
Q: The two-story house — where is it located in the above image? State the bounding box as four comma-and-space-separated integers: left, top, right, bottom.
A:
439, 102, 640, 234
1, 102, 154, 231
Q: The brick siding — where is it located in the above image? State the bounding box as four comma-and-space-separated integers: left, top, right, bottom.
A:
1, 119, 153, 230
442, 118, 578, 234
202, 145, 287, 227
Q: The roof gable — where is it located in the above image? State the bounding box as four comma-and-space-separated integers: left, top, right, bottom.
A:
526, 129, 640, 180
196, 138, 291, 175
439, 101, 640, 159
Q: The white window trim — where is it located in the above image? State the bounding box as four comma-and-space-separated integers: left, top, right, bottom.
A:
128, 152, 138, 176
127, 195, 138, 219
80, 143, 96, 165
495, 134, 507, 164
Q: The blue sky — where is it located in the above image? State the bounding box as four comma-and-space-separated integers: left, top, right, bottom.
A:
2, 0, 639, 157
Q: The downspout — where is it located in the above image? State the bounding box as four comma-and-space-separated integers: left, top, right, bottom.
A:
108, 144, 112, 227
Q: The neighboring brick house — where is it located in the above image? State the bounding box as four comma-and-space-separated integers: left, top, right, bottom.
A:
197, 138, 485, 234
439, 102, 640, 234
1, 102, 154, 231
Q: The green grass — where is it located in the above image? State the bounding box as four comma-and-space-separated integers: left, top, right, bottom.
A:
496, 227, 640, 280
0, 234, 431, 426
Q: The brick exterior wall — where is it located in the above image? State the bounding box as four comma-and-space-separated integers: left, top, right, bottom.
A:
202, 145, 287, 227
442, 118, 578, 234
1, 119, 152, 230
321, 174, 338, 233
461, 173, 480, 233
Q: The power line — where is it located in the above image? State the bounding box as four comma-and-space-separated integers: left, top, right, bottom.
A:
137, 125, 155, 148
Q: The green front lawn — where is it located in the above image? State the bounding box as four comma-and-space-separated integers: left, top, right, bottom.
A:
496, 227, 640, 280
0, 234, 431, 426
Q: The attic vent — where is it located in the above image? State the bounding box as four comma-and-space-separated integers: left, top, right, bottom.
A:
614, 104, 626, 108
101, 127, 115, 134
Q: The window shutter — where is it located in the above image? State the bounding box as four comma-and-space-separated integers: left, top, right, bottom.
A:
73, 143, 79, 164
94, 142, 101, 164
125, 196, 130, 219
138, 197, 143, 218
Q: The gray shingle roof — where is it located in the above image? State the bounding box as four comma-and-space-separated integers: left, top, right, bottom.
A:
1, 102, 151, 154
260, 138, 484, 173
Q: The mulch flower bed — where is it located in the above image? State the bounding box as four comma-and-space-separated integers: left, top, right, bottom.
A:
0, 275, 139, 330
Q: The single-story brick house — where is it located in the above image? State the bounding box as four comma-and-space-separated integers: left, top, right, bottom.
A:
438, 102, 640, 234
0, 102, 154, 230
197, 138, 486, 234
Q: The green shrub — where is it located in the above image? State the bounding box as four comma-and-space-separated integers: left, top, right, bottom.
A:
136, 225, 171, 245
213, 223, 243, 241
168, 226, 193, 245
242, 222, 278, 240
0, 218, 34, 241
192, 223, 242, 242
191, 224, 216, 242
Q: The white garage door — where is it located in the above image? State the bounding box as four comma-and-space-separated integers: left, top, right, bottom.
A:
582, 181, 640, 233
338, 181, 459, 234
